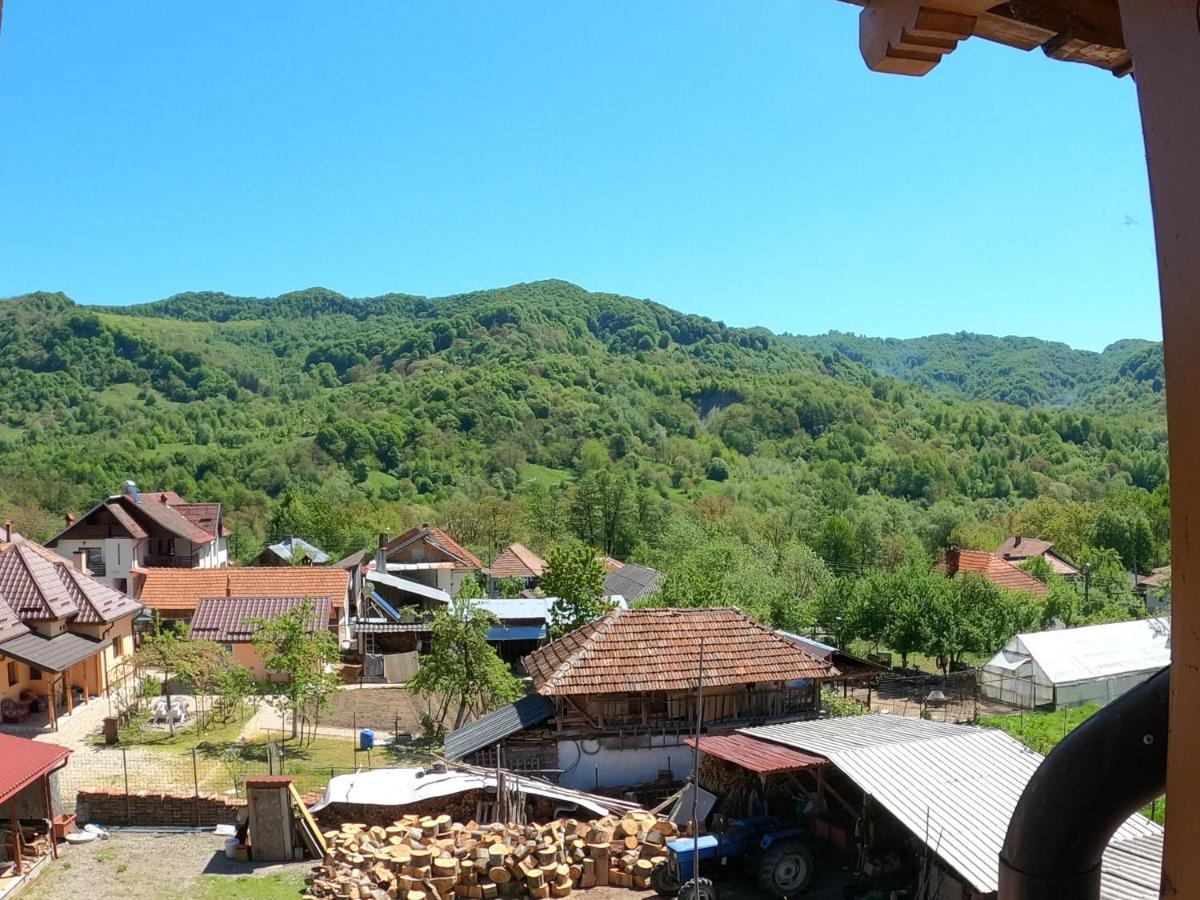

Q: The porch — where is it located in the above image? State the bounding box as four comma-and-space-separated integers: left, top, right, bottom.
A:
0, 632, 111, 733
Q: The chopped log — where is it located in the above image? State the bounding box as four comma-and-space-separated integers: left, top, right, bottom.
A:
487, 867, 510, 884
526, 868, 545, 890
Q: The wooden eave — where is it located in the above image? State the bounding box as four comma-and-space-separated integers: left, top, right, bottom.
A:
837, 0, 1129, 77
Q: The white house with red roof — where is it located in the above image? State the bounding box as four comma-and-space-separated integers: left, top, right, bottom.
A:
47, 481, 230, 593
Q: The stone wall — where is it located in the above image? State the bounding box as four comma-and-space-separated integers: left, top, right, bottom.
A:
75, 789, 244, 827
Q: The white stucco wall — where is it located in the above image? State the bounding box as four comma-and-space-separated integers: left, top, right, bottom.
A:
556, 734, 694, 790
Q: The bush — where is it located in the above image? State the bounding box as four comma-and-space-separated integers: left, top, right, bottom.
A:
821, 689, 866, 718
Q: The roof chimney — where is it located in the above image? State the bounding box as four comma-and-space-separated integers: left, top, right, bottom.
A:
945, 548, 961, 577
378, 533, 389, 549
225, 572, 232, 597
159, 493, 168, 504
1014, 535, 1022, 547
65, 512, 75, 527
3, 521, 11, 543
72, 549, 89, 574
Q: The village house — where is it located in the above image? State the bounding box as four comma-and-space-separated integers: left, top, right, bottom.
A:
485, 543, 545, 596
187, 595, 334, 679
0, 528, 142, 731
943, 548, 1049, 597
444, 607, 838, 790
250, 537, 330, 568
376, 525, 483, 599
995, 535, 1080, 577
602, 563, 665, 603
134, 566, 352, 647
47, 481, 229, 594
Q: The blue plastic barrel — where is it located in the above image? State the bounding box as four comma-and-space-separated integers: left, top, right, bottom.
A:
360, 728, 375, 751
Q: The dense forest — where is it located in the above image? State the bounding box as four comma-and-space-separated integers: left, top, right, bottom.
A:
0, 280, 1170, 641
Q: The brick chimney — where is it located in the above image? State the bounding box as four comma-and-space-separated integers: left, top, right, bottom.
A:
945, 547, 961, 577
3, 520, 11, 543
65, 512, 75, 527
1014, 535, 1023, 547
72, 549, 89, 574
378, 533, 389, 549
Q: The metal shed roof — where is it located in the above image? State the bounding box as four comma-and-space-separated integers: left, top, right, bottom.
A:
443, 694, 556, 761
0, 630, 110, 673
741, 716, 1160, 896
1101, 833, 1165, 900
685, 733, 826, 775
366, 570, 451, 604
0, 733, 70, 805
992, 618, 1171, 686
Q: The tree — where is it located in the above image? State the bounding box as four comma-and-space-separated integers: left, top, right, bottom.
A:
541, 543, 610, 638
134, 616, 230, 736
409, 597, 525, 729
250, 600, 341, 744
817, 516, 859, 574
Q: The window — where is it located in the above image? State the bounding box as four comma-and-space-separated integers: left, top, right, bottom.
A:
5, 661, 15, 687
85, 547, 104, 571
114, 578, 128, 593
29, 666, 43, 681
113, 636, 125, 659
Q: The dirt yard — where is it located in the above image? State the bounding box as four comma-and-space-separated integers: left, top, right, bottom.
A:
20, 831, 311, 899
321, 685, 434, 735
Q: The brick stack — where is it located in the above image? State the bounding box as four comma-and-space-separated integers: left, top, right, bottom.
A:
75, 789, 245, 827
304, 811, 681, 900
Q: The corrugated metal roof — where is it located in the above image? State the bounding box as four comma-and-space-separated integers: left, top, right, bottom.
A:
685, 733, 826, 775
366, 570, 450, 604
0, 630, 110, 673
602, 564, 665, 601
746, 714, 974, 753
741, 716, 1160, 895
487, 624, 547, 642
1101, 832, 1164, 900
995, 618, 1171, 686
266, 538, 330, 565
0, 733, 70, 805
443, 694, 557, 761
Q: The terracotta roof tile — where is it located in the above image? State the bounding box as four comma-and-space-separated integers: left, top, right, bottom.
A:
488, 543, 546, 580
948, 550, 1049, 597
384, 526, 483, 570
137, 567, 350, 612
189, 596, 332, 643
524, 607, 837, 697
995, 536, 1078, 575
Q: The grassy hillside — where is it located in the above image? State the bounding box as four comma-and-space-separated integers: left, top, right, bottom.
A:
0, 281, 1169, 574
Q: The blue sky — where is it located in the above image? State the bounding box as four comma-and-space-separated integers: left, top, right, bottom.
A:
0, 1, 1159, 350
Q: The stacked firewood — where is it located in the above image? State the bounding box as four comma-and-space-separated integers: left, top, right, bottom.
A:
304, 811, 681, 900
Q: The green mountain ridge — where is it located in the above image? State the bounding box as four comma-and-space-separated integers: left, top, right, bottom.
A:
0, 280, 1168, 566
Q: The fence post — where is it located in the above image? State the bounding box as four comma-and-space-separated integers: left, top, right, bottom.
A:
192, 748, 200, 826
121, 749, 130, 826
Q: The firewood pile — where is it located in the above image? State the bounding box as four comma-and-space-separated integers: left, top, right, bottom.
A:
305, 810, 682, 900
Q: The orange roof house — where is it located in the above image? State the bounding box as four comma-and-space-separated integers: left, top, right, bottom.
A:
995, 536, 1080, 577
944, 549, 1049, 598
382, 525, 482, 571
487, 543, 546, 581
136, 567, 350, 614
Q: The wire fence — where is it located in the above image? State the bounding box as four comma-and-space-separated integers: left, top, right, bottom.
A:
848, 669, 980, 723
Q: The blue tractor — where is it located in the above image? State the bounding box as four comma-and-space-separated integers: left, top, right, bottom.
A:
650, 816, 816, 900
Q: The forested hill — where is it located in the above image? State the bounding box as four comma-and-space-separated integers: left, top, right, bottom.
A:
0, 281, 1169, 573
790, 331, 1164, 412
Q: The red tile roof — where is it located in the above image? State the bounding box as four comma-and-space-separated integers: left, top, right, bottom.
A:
53, 489, 229, 545
189, 596, 332, 643
0, 733, 70, 805
384, 526, 483, 570
137, 567, 350, 612
685, 733, 827, 775
524, 607, 837, 697
488, 543, 546, 580
946, 549, 1049, 597
104, 499, 148, 539
995, 536, 1078, 575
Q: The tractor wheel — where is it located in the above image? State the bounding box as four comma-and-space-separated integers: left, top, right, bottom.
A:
678, 876, 718, 900
651, 862, 680, 897
756, 841, 815, 897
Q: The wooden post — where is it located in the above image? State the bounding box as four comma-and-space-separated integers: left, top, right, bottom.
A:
10, 811, 22, 876
48, 675, 58, 731
1116, 2, 1200, 895
65, 668, 74, 717
42, 775, 56, 860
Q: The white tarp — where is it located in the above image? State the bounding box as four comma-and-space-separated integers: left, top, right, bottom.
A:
309, 766, 619, 817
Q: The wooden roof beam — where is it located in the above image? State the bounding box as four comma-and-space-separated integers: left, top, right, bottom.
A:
856, 0, 1129, 76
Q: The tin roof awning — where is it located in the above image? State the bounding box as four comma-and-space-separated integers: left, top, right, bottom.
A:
0, 631, 110, 673
366, 570, 451, 604
487, 625, 547, 642
685, 733, 827, 775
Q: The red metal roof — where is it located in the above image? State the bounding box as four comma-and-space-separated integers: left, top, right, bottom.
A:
0, 733, 70, 805
685, 733, 826, 775
189, 595, 332, 643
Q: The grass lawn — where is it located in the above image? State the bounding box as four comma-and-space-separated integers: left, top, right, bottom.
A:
96, 709, 253, 755
189, 872, 308, 899
979, 704, 1167, 824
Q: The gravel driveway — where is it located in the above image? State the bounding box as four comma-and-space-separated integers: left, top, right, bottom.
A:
20, 830, 309, 900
